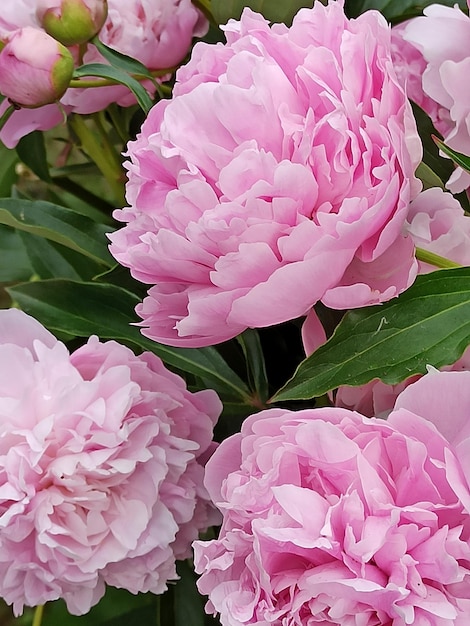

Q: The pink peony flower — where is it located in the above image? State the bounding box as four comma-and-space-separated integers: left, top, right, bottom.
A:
0, 27, 74, 107
193, 371, 470, 625
391, 4, 470, 193
0, 308, 221, 616
0, 0, 207, 146
109, 0, 422, 348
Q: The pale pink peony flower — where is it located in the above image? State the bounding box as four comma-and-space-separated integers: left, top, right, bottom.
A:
109, 0, 422, 348
0, 0, 207, 146
193, 372, 470, 625
0, 27, 74, 107
391, 4, 470, 193
0, 308, 221, 616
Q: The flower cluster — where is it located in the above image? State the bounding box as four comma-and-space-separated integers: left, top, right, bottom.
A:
0, 309, 221, 616
0, 0, 207, 146
109, 0, 422, 347
194, 371, 470, 625
1, 0, 470, 624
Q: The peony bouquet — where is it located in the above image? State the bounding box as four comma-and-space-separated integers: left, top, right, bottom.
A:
0, 0, 469, 625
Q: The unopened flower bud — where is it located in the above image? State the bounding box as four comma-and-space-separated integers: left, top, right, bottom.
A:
0, 27, 74, 108
37, 0, 108, 46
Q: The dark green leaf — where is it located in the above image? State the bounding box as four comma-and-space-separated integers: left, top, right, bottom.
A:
34, 588, 156, 626
174, 561, 205, 626
0, 142, 18, 196
0, 225, 33, 282
73, 63, 153, 113
7, 279, 251, 401
345, 0, 468, 22
0, 198, 114, 266
211, 0, 313, 26
18, 231, 103, 280
16, 131, 51, 182
411, 104, 455, 186
433, 136, 470, 174
273, 268, 470, 402
91, 36, 157, 83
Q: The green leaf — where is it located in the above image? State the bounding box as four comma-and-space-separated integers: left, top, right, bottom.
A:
211, 0, 314, 26
174, 561, 205, 626
73, 63, 153, 113
18, 231, 103, 280
237, 328, 269, 404
345, 0, 468, 22
273, 268, 470, 402
33, 588, 157, 626
411, 104, 455, 187
0, 141, 18, 196
16, 131, 52, 182
433, 136, 470, 174
0, 197, 114, 267
7, 279, 251, 401
91, 36, 157, 84
0, 225, 33, 282
415, 161, 444, 190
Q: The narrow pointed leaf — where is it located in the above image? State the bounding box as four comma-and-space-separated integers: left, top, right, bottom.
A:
7, 279, 251, 401
0, 198, 114, 266
433, 136, 470, 174
91, 36, 157, 84
73, 63, 153, 113
273, 268, 470, 402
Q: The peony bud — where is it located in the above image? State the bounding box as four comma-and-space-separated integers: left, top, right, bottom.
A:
0, 27, 74, 108
37, 0, 108, 46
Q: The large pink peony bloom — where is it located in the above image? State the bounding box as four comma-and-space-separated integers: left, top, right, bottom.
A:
391, 4, 470, 193
0, 309, 221, 616
194, 371, 470, 625
109, 0, 422, 348
0, 0, 207, 146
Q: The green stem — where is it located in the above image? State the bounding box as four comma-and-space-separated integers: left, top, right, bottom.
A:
32, 605, 44, 626
69, 113, 125, 205
0, 103, 15, 132
69, 67, 175, 89
415, 246, 462, 269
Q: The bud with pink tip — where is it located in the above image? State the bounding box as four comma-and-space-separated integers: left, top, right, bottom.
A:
37, 0, 108, 46
0, 27, 74, 108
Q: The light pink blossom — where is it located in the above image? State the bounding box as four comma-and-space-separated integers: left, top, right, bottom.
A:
0, 308, 221, 616
0, 0, 207, 146
109, 1, 422, 348
392, 4, 470, 193
194, 372, 470, 625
